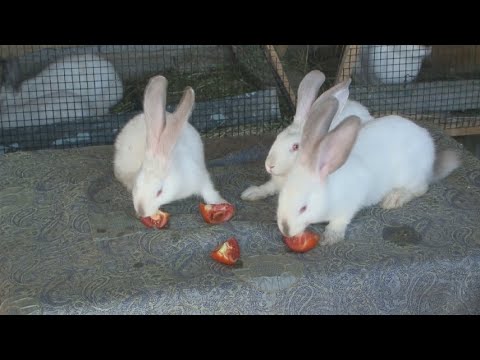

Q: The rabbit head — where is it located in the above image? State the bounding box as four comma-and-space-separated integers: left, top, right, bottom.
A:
265, 72, 351, 177
277, 94, 362, 238
265, 70, 325, 175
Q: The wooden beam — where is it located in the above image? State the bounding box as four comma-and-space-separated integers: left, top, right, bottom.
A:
445, 126, 480, 137
336, 45, 360, 84
275, 45, 289, 58
0, 45, 74, 58
263, 45, 297, 110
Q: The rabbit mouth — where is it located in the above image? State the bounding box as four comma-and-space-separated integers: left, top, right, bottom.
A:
267, 166, 286, 176
273, 170, 290, 177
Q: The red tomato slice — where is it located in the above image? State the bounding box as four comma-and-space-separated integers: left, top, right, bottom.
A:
199, 203, 235, 224
140, 210, 170, 229
283, 231, 320, 253
211, 237, 241, 265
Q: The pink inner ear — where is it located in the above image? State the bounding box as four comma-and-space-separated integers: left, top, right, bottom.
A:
317, 158, 331, 180
294, 70, 325, 125
153, 113, 184, 159
146, 125, 164, 156
143, 76, 168, 156
315, 79, 350, 115
312, 116, 361, 177
153, 87, 194, 159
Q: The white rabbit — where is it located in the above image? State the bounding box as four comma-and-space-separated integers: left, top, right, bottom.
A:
241, 70, 373, 201
0, 53, 123, 128
276, 95, 460, 246
113, 75, 227, 218
353, 45, 432, 85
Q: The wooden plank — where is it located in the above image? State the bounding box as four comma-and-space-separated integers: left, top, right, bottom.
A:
336, 45, 360, 84
445, 126, 480, 137
350, 79, 480, 113
0, 45, 74, 58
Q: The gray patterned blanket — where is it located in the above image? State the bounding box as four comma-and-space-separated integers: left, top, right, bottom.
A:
1, 122, 479, 314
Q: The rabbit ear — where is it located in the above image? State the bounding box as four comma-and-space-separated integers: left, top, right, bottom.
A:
293, 70, 326, 125
143, 75, 168, 155
172, 86, 195, 123
157, 86, 195, 158
308, 115, 362, 179
315, 78, 351, 117
299, 97, 339, 166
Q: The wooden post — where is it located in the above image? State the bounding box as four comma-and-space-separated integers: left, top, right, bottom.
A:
275, 45, 289, 58
263, 45, 297, 110
336, 45, 360, 84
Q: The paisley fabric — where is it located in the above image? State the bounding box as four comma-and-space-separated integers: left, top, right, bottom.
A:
0, 121, 479, 314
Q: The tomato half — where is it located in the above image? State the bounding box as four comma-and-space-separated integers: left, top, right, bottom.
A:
199, 203, 235, 224
283, 231, 320, 253
140, 210, 170, 229
211, 237, 241, 265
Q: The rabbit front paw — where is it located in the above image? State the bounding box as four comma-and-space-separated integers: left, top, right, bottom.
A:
321, 221, 348, 246
241, 186, 268, 201
321, 229, 345, 246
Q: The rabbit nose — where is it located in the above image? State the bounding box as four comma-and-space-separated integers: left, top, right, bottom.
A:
280, 220, 290, 237
266, 164, 275, 173
136, 204, 145, 218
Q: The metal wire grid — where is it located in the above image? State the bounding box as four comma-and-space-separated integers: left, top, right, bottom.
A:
0, 45, 283, 153
1, 45, 479, 153
336, 45, 480, 132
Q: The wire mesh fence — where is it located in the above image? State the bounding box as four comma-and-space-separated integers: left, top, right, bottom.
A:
337, 45, 480, 133
0, 45, 287, 153
1, 45, 479, 153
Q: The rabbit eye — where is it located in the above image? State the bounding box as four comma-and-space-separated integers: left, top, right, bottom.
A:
299, 205, 307, 214
291, 143, 299, 152
156, 189, 163, 197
